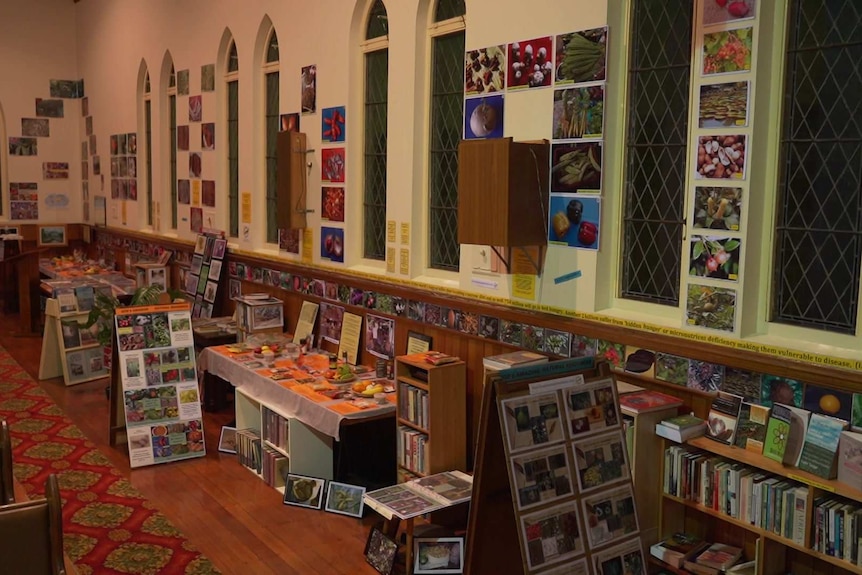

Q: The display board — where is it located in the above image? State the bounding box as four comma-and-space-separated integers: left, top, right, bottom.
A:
186, 232, 227, 319
465, 358, 647, 575
114, 302, 206, 467
39, 297, 109, 386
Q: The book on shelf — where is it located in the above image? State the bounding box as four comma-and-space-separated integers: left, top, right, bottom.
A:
691, 542, 743, 572
615, 380, 645, 395
838, 431, 862, 490
618, 390, 683, 414
482, 350, 547, 371
655, 421, 706, 443
422, 351, 459, 365
797, 413, 849, 479
733, 402, 771, 454
662, 413, 705, 430
363, 470, 473, 520
705, 391, 743, 445
763, 403, 810, 465
649, 532, 709, 568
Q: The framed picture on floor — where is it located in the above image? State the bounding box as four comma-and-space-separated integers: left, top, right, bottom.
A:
324, 481, 366, 518
218, 426, 236, 454
414, 537, 464, 574
283, 474, 325, 509
364, 524, 398, 575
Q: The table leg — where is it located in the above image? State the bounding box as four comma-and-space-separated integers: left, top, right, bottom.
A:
405, 517, 415, 575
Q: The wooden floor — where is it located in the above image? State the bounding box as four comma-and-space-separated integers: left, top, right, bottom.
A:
0, 312, 385, 575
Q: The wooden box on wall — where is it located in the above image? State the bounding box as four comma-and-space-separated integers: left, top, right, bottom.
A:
457, 138, 550, 247
276, 131, 308, 230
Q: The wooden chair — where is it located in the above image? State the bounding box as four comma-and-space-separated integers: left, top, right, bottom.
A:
0, 419, 13, 504
0, 474, 66, 575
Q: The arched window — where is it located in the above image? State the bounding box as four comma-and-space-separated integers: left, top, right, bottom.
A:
427, 0, 465, 271
168, 62, 178, 229
143, 68, 154, 226
362, 0, 389, 261
225, 40, 239, 237
264, 28, 280, 244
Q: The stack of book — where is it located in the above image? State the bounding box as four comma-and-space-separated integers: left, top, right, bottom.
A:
655, 414, 707, 443
811, 494, 862, 564
649, 532, 709, 568
651, 533, 748, 574
482, 350, 547, 371
683, 542, 744, 575
618, 389, 683, 415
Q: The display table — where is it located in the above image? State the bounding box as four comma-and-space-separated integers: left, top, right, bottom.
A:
192, 318, 238, 412
199, 345, 397, 487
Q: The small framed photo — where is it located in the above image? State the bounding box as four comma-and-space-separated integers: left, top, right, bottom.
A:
414, 537, 464, 574
324, 481, 366, 518
283, 474, 325, 509
364, 524, 398, 575
38, 225, 67, 246
218, 426, 236, 454
406, 330, 432, 355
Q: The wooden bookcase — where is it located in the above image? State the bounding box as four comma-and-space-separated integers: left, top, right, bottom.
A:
394, 355, 467, 480
658, 436, 862, 575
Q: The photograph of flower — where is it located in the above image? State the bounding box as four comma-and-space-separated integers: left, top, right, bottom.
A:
321, 148, 345, 183
687, 360, 725, 392
283, 474, 325, 509
321, 106, 345, 143
465, 45, 506, 95
520, 502, 584, 571
572, 431, 630, 493
564, 378, 619, 439
464, 95, 504, 140
555, 27, 607, 85
324, 482, 365, 518
507, 36, 553, 89
686, 284, 737, 332
544, 330, 571, 357
699, 81, 749, 128
703, 27, 753, 75
689, 235, 741, 281
321, 187, 345, 222
553, 86, 604, 140
582, 485, 639, 549
692, 186, 742, 231
321, 227, 344, 263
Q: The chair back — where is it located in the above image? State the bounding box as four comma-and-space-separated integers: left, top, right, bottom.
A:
0, 420, 13, 504
0, 473, 66, 575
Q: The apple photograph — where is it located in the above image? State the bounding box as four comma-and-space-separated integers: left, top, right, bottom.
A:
548, 195, 600, 250
321, 227, 345, 263
464, 95, 504, 140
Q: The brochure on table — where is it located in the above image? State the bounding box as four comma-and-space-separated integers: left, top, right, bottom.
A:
114, 302, 206, 468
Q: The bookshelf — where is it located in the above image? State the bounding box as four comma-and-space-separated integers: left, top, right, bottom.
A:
394, 354, 466, 480
659, 436, 862, 575
38, 297, 108, 386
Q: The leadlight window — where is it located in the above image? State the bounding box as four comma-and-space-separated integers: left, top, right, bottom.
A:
226, 40, 239, 238
363, 0, 389, 261
264, 30, 279, 244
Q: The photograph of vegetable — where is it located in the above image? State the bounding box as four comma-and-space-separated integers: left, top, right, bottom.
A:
699, 81, 749, 128
703, 27, 753, 75
555, 27, 607, 85
548, 194, 600, 250
686, 283, 737, 332
507, 36, 553, 89
321, 148, 345, 183
703, 0, 755, 25
692, 186, 742, 230
553, 85, 604, 140
689, 235, 741, 281
551, 142, 602, 193
465, 45, 506, 95
464, 95, 504, 139
321, 106, 345, 143
321, 186, 345, 222
695, 134, 745, 180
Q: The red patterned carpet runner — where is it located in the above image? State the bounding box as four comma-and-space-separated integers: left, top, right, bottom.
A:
0, 348, 221, 575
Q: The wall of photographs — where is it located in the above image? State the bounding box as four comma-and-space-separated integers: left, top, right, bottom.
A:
114, 302, 205, 468
185, 232, 227, 319
496, 375, 644, 575
110, 132, 138, 202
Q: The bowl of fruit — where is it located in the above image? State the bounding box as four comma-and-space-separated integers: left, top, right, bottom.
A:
252, 343, 281, 358
326, 365, 356, 386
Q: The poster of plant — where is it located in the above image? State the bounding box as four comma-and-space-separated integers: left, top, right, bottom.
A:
581, 484, 639, 549
703, 27, 753, 75
115, 302, 205, 468
500, 391, 565, 454
703, 0, 756, 26
519, 502, 584, 571
553, 86, 604, 140
686, 283, 737, 332
555, 27, 607, 85
465, 45, 506, 95
654, 353, 689, 386
507, 36, 553, 90
551, 142, 602, 193
510, 445, 574, 511
687, 360, 725, 392
694, 135, 746, 180
691, 186, 742, 231
572, 431, 630, 493
699, 81, 749, 128
689, 235, 741, 281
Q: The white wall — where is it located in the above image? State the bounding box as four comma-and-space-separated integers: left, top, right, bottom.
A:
0, 0, 81, 224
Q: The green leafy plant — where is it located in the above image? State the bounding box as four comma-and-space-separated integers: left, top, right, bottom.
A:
84, 284, 181, 347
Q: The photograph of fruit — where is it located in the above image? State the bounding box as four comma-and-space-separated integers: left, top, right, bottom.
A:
321, 148, 345, 183
507, 36, 554, 89
548, 195, 600, 250
555, 27, 607, 85
321, 106, 345, 143
465, 45, 506, 95
695, 134, 746, 180
553, 85, 604, 140
321, 186, 345, 221
686, 283, 737, 332
803, 384, 852, 421
703, 0, 756, 26
703, 27, 753, 75
760, 375, 803, 408
551, 142, 602, 192
699, 81, 749, 128
692, 186, 742, 231
464, 94, 504, 139
320, 226, 344, 263
689, 235, 741, 281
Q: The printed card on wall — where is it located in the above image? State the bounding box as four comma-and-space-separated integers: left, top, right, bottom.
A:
548, 195, 600, 250
321, 226, 344, 263
365, 314, 395, 359
465, 45, 506, 95
507, 36, 553, 90
321, 106, 345, 143
691, 186, 742, 231
555, 28, 608, 85
115, 302, 205, 468
553, 85, 604, 140
686, 283, 737, 333
321, 148, 345, 183
464, 95, 504, 140
301, 65, 317, 114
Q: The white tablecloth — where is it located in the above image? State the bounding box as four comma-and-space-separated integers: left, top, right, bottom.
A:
198, 348, 394, 441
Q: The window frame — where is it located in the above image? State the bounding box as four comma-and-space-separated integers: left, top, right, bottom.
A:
167, 65, 178, 230
263, 29, 279, 245
144, 73, 154, 228
225, 40, 239, 238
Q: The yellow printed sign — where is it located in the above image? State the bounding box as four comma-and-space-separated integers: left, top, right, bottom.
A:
387, 221, 396, 243
241, 192, 252, 224
386, 248, 395, 273
399, 249, 409, 275
192, 181, 201, 206
121, 201, 127, 225
301, 228, 313, 263
512, 274, 536, 301
400, 223, 410, 245
788, 474, 835, 493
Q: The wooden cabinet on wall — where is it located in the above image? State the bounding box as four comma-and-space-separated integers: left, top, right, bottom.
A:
395, 355, 467, 482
